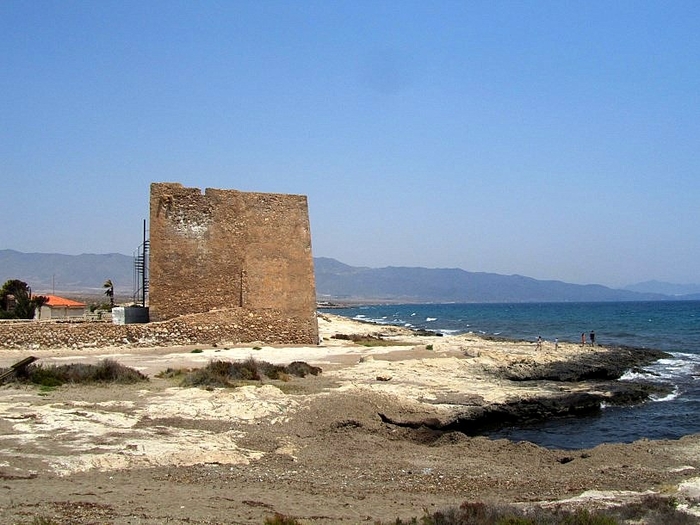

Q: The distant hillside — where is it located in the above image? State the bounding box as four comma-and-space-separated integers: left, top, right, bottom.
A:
0, 249, 134, 295
0, 249, 681, 304
314, 257, 670, 303
623, 280, 700, 297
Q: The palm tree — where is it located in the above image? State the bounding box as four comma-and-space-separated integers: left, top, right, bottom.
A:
31, 294, 49, 319
103, 279, 114, 308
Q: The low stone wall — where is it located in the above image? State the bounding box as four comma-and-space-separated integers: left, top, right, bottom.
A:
0, 308, 319, 350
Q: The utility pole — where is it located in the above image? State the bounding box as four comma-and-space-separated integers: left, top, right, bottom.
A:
142, 219, 148, 307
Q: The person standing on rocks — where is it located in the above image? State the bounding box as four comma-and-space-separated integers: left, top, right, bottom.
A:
536, 335, 542, 350
581, 333, 586, 347
590, 330, 596, 347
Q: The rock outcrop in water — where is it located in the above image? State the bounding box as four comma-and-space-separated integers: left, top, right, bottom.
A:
488, 345, 668, 382
353, 342, 670, 436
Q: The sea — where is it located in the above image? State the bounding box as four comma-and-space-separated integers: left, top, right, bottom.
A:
319, 301, 700, 450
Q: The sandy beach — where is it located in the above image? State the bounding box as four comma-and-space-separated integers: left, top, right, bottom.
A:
2, 312, 700, 524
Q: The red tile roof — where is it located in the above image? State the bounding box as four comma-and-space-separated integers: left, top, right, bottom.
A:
42, 295, 86, 308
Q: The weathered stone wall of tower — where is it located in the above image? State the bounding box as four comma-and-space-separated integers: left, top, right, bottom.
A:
149, 182, 318, 344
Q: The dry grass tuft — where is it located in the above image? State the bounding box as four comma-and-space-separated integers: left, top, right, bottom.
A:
2, 359, 148, 387
265, 495, 694, 525
179, 358, 321, 388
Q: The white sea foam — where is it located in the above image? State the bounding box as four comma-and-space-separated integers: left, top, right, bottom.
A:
651, 386, 681, 402
426, 317, 437, 322
620, 370, 651, 381
647, 354, 700, 381
619, 353, 699, 386
352, 314, 394, 326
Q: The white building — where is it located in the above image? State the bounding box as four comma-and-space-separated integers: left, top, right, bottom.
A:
36, 295, 86, 320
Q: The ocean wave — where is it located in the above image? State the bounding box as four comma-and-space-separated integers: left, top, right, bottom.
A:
620, 370, 655, 381
650, 386, 681, 402
615, 353, 700, 386
648, 353, 700, 381
426, 317, 437, 322
352, 314, 393, 325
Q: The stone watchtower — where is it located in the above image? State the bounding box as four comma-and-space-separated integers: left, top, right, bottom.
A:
148, 182, 318, 344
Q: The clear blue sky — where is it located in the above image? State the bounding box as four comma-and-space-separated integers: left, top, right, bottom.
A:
2, 1, 699, 288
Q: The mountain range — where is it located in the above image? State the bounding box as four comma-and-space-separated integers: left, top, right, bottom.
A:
1, 249, 698, 303
0, 250, 135, 296
313, 257, 698, 303
622, 280, 700, 297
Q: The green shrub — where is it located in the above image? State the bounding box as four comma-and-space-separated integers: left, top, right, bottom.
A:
257, 361, 287, 380
178, 358, 322, 389
237, 357, 263, 380
382, 497, 693, 525
285, 361, 322, 377
156, 367, 189, 379
384, 501, 624, 525
10, 359, 149, 387
561, 509, 617, 525
611, 494, 694, 525
264, 514, 303, 525
331, 333, 413, 347
181, 360, 235, 388
32, 517, 59, 525
29, 367, 65, 387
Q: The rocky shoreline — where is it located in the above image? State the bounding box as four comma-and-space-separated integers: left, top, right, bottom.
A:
323, 318, 672, 436
372, 345, 670, 436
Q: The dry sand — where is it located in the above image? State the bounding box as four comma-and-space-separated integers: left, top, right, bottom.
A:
1, 313, 700, 523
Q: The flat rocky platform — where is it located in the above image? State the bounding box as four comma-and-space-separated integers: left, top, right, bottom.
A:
1, 313, 699, 524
